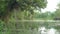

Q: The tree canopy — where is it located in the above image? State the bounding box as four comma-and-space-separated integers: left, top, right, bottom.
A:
0, 0, 47, 20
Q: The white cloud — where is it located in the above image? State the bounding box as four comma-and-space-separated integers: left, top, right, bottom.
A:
41, 0, 60, 13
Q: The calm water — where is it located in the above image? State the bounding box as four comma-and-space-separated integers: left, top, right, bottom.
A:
38, 26, 60, 34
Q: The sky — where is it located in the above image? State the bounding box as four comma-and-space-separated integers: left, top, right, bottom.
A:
41, 0, 60, 13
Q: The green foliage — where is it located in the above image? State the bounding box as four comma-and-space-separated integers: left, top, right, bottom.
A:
52, 4, 60, 20
17, 0, 47, 9
54, 9, 60, 17
33, 12, 55, 20
0, 1, 7, 16
0, 0, 47, 20
0, 0, 47, 34
0, 20, 4, 31
55, 4, 60, 16
54, 25, 60, 30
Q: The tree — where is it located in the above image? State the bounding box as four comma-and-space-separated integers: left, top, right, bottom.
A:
0, 0, 47, 22
54, 4, 60, 20
0, 0, 48, 33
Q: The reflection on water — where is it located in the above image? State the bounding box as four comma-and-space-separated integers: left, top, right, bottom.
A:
38, 27, 47, 34
38, 27, 59, 34
47, 28, 56, 34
